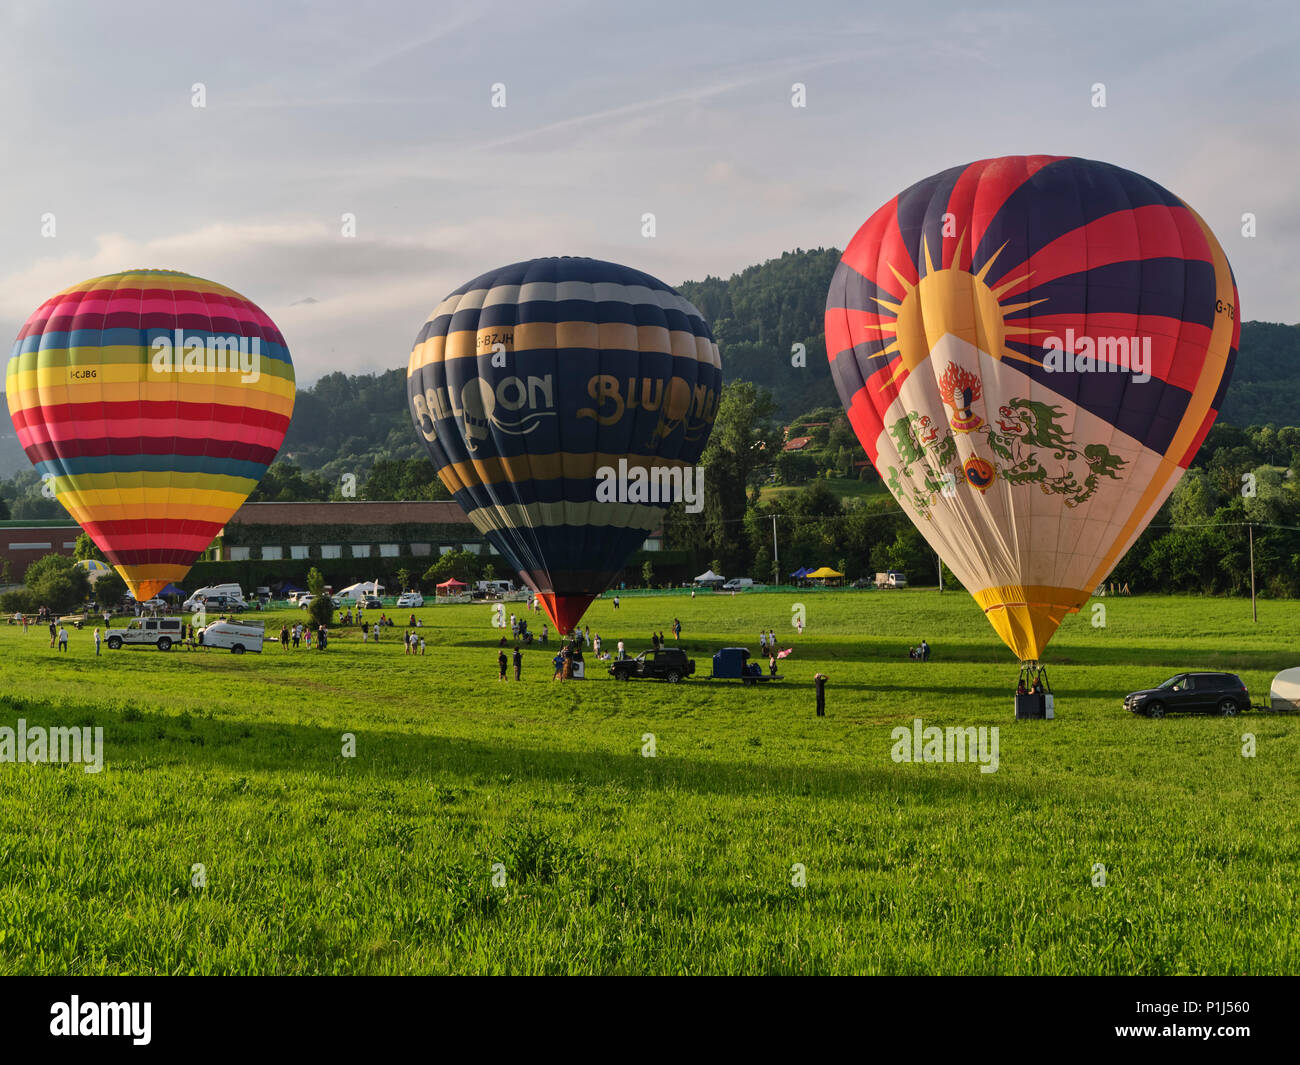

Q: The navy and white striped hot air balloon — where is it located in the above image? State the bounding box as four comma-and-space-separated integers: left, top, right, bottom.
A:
407, 257, 721, 633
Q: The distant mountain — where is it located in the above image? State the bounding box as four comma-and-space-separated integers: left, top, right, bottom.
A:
0, 421, 27, 480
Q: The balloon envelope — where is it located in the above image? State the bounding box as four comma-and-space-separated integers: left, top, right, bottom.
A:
6, 270, 294, 601
826, 156, 1239, 659
407, 257, 721, 632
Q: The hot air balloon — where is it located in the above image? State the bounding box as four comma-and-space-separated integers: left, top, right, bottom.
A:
826, 156, 1239, 665
407, 257, 721, 633
6, 270, 295, 602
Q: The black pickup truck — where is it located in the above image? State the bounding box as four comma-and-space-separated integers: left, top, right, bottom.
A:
608, 648, 695, 683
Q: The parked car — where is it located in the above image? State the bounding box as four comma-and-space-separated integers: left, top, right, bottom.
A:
106, 617, 185, 651
850, 578, 875, 589
722, 578, 754, 591
1124, 672, 1250, 717
396, 592, 424, 608
608, 648, 695, 683
360, 596, 382, 610
190, 595, 244, 614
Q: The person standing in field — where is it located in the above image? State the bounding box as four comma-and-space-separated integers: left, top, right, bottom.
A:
93, 627, 101, 656
593, 633, 601, 657
49, 620, 57, 648
419, 635, 426, 656
760, 630, 768, 655
498, 649, 508, 680
361, 621, 369, 643
673, 618, 681, 641
513, 645, 522, 680
541, 623, 548, 644
57, 625, 69, 652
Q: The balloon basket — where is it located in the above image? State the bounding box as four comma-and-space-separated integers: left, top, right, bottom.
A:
1014, 664, 1054, 720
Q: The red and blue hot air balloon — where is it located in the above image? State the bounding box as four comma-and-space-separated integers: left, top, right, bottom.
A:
826, 156, 1239, 663
407, 257, 721, 633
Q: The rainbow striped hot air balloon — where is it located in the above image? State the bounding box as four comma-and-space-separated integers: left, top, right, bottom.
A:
407, 257, 721, 633
6, 270, 295, 602
826, 156, 1239, 663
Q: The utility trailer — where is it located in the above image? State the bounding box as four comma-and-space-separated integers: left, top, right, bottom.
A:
701, 647, 782, 685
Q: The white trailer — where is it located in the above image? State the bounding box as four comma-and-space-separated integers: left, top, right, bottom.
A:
197, 619, 265, 654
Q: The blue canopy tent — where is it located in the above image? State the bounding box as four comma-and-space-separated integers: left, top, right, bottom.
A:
790, 567, 809, 578
159, 584, 186, 598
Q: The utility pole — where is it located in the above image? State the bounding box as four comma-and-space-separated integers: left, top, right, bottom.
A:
771, 514, 779, 577
1249, 523, 1257, 623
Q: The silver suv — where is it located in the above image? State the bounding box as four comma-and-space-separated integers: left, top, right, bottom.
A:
106, 617, 186, 651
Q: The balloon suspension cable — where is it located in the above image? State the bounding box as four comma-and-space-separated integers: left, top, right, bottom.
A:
1016, 660, 1052, 694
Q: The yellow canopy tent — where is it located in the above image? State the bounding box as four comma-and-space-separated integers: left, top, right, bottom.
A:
806, 566, 844, 579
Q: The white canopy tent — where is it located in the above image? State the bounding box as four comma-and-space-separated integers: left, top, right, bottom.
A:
693, 570, 724, 584
1269, 667, 1300, 712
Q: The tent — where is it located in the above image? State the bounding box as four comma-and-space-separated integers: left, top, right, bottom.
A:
159, 584, 186, 598
806, 566, 844, 579
790, 567, 809, 578
436, 578, 467, 597
693, 569, 725, 584
1270, 668, 1300, 712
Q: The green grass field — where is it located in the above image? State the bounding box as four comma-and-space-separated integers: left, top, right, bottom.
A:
0, 589, 1296, 974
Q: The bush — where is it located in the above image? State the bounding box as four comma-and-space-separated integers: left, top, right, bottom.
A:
307, 595, 335, 630
0, 589, 36, 614
93, 572, 127, 610
20, 554, 89, 613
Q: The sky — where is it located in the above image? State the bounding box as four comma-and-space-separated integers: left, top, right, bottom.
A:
1, 0, 1297, 387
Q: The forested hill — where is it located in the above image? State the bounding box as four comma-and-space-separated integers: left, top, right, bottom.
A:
676, 247, 843, 418
0, 249, 1295, 482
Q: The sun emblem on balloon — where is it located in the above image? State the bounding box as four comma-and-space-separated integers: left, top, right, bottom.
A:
864, 233, 1050, 393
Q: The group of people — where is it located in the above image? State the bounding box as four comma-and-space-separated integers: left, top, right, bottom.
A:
908, 640, 931, 661
277, 622, 330, 650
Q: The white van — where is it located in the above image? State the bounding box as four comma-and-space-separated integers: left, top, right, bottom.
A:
184, 584, 247, 610
197, 619, 265, 654
722, 578, 754, 590
106, 617, 186, 651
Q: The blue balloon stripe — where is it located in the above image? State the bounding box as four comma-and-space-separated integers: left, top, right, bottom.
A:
12, 327, 292, 365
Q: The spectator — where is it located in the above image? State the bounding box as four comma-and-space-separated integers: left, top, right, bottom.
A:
57, 625, 69, 652
93, 627, 102, 656
513, 645, 522, 680
498, 650, 508, 680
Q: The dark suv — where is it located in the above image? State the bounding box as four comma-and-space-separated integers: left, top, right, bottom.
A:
1124, 673, 1250, 718
609, 648, 695, 684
